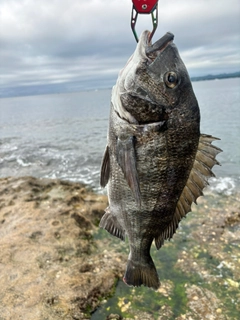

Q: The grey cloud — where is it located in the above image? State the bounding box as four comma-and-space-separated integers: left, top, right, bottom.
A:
0, 0, 239, 97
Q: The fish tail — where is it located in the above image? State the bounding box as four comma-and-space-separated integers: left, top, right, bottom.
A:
123, 258, 160, 290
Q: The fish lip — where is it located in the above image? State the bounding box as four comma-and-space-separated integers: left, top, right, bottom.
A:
145, 32, 174, 57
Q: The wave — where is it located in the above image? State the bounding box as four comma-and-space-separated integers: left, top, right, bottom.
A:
1, 141, 239, 196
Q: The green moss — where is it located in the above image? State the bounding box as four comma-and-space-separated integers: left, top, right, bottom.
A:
84, 303, 93, 318
204, 280, 240, 319
92, 192, 240, 319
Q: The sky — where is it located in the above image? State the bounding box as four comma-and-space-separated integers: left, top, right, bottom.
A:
0, 0, 240, 97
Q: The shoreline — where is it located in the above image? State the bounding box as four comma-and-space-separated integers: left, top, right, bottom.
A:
0, 176, 239, 319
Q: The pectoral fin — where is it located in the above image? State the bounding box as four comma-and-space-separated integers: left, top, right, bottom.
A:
155, 134, 222, 249
100, 146, 110, 188
116, 136, 141, 207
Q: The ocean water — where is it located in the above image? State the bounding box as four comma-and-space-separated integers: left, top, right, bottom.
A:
0, 78, 240, 195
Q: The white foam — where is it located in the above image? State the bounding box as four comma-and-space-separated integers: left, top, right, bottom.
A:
209, 177, 236, 195
17, 158, 31, 167
2, 144, 18, 152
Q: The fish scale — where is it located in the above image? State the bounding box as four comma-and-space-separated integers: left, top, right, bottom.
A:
100, 30, 222, 290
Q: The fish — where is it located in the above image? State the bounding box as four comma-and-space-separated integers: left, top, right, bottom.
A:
99, 30, 222, 290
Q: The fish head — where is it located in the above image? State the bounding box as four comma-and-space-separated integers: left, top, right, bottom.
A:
113, 30, 200, 125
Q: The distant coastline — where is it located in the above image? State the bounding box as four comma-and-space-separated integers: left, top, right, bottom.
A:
191, 71, 240, 82
1, 72, 239, 98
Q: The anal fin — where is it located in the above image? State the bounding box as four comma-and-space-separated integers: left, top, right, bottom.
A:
99, 209, 125, 241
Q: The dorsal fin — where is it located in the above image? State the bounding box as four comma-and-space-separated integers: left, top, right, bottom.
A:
155, 134, 222, 249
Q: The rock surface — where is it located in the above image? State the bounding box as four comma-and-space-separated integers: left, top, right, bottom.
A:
0, 176, 124, 320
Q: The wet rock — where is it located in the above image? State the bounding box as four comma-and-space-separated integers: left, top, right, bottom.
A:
0, 176, 124, 319
225, 211, 240, 226
186, 285, 225, 319
106, 314, 123, 320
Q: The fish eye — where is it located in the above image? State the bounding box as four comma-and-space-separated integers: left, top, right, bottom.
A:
164, 72, 178, 88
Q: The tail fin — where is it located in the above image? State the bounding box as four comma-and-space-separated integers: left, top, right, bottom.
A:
123, 259, 160, 290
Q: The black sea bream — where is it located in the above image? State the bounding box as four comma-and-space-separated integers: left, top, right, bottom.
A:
100, 31, 221, 290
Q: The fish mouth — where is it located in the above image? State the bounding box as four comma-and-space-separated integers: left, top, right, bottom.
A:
144, 31, 174, 59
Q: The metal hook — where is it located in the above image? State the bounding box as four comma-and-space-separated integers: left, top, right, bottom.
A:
131, 6, 139, 42
131, 1, 159, 42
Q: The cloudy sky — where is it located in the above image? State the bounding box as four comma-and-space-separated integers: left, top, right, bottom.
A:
0, 0, 239, 97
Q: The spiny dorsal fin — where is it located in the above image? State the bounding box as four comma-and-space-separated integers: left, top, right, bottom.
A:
155, 134, 222, 250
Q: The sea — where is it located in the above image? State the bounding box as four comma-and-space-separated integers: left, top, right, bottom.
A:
0, 77, 240, 195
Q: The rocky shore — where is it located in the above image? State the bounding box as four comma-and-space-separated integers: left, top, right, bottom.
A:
0, 176, 124, 320
0, 176, 239, 320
